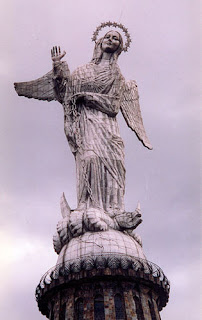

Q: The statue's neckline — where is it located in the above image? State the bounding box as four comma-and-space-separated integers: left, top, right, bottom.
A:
99, 60, 110, 66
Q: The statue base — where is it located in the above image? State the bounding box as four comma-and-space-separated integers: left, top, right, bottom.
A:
36, 230, 169, 318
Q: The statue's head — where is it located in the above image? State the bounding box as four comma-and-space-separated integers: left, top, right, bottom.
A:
92, 30, 123, 64
101, 30, 123, 55
91, 22, 131, 64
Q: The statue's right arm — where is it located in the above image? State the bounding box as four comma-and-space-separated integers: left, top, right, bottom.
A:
14, 46, 70, 103
51, 46, 71, 104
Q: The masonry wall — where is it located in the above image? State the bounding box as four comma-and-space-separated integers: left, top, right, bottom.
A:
45, 279, 161, 320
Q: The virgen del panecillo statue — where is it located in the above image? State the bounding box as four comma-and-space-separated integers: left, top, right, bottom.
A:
14, 22, 152, 252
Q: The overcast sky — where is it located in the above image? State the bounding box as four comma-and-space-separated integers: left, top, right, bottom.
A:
0, 0, 200, 319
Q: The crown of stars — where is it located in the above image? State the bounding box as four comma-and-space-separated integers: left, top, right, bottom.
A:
92, 21, 132, 52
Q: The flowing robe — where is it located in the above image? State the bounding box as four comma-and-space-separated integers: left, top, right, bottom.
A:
53, 61, 126, 217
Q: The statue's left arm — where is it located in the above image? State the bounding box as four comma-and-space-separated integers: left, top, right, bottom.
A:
71, 92, 120, 117
120, 80, 153, 150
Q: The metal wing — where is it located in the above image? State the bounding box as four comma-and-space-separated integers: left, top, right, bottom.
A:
120, 80, 153, 150
14, 70, 56, 102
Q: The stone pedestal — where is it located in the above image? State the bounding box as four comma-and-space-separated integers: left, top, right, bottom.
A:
36, 230, 169, 319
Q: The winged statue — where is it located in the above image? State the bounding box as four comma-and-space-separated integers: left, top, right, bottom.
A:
14, 24, 152, 237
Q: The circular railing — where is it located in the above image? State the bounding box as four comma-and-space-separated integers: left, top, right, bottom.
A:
35, 254, 170, 301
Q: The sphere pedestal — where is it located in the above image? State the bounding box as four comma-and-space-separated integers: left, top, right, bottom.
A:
36, 230, 169, 319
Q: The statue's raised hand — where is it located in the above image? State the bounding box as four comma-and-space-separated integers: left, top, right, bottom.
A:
51, 46, 66, 62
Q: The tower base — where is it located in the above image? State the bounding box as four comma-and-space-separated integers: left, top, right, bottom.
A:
36, 230, 169, 319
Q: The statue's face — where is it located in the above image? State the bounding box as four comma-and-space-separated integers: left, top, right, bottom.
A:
101, 31, 120, 53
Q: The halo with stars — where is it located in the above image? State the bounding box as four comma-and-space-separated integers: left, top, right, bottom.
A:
92, 21, 132, 52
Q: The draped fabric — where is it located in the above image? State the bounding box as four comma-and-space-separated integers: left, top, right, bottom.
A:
14, 35, 152, 221
54, 61, 126, 217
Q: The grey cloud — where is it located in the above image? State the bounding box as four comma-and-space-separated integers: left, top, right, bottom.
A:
0, 0, 200, 319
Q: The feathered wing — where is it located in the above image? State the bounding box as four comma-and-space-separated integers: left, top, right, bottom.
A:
14, 70, 56, 102
120, 80, 153, 150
